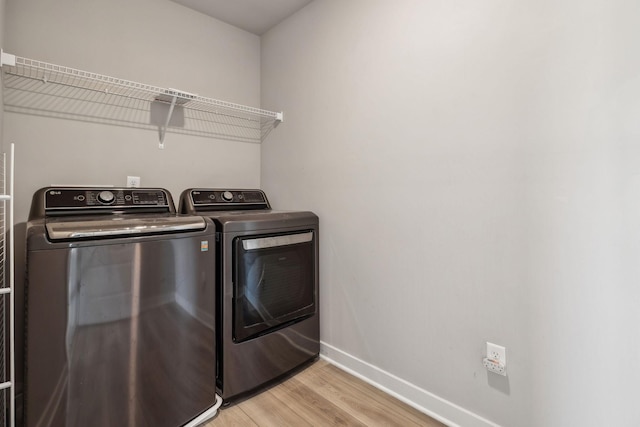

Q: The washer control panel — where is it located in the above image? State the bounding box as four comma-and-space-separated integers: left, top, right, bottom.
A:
44, 188, 170, 210
186, 189, 270, 211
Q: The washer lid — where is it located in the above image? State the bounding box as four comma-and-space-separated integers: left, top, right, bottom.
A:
45, 216, 206, 240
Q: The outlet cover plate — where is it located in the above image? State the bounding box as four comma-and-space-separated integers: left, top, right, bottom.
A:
486, 342, 506, 364
127, 176, 141, 188
484, 342, 507, 376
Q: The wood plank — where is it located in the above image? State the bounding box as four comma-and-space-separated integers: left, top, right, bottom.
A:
293, 362, 444, 427
271, 373, 368, 426
202, 404, 257, 427
233, 387, 314, 427
207, 359, 446, 427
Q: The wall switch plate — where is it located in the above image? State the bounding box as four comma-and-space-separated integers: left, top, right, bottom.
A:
127, 176, 140, 188
483, 342, 507, 376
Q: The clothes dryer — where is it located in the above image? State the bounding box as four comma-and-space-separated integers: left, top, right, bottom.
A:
179, 189, 319, 404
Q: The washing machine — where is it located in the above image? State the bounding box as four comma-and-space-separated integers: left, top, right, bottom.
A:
179, 189, 319, 404
22, 187, 221, 427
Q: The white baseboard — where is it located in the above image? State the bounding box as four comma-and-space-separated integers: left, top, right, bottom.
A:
320, 341, 499, 427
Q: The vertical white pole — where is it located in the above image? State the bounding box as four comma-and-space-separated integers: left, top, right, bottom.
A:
9, 143, 15, 427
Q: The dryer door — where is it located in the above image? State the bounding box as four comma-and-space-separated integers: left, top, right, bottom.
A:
233, 231, 316, 342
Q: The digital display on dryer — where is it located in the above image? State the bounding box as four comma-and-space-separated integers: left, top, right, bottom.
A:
242, 191, 265, 203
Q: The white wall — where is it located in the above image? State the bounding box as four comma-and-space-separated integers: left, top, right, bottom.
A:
262, 1, 640, 426
4, 0, 262, 223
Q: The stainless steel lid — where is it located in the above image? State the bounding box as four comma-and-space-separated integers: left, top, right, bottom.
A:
45, 215, 207, 240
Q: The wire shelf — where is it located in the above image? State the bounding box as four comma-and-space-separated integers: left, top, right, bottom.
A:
0, 52, 283, 145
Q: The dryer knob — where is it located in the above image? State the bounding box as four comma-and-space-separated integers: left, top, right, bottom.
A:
222, 191, 234, 202
97, 190, 115, 204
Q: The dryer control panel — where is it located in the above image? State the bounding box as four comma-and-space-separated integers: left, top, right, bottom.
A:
180, 189, 271, 213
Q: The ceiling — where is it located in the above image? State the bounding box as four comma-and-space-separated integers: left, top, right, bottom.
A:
171, 0, 314, 35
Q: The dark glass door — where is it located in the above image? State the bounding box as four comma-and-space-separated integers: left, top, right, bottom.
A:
233, 231, 316, 342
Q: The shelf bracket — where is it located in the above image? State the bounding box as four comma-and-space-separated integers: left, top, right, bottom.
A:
158, 96, 177, 150
0, 50, 16, 67
155, 88, 196, 149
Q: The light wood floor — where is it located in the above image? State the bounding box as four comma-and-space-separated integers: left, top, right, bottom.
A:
204, 359, 446, 426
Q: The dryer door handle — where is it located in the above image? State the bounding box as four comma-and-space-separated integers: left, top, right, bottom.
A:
242, 231, 313, 251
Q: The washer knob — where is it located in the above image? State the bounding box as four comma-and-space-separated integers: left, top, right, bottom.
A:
222, 191, 234, 202
97, 190, 115, 204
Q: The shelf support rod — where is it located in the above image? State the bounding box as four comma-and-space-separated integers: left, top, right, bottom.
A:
158, 96, 178, 149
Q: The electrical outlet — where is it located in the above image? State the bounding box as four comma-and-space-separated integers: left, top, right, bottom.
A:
127, 176, 140, 188
483, 342, 507, 376
487, 342, 506, 364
